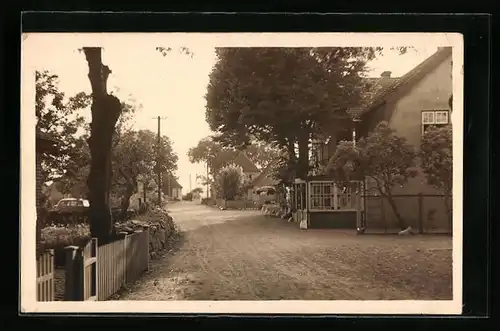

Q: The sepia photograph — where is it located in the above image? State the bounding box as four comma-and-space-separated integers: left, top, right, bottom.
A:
21, 32, 463, 314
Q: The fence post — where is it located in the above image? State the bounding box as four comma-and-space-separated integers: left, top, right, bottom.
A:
64, 245, 82, 301
142, 225, 150, 271
356, 191, 363, 234
119, 232, 130, 284
418, 193, 423, 234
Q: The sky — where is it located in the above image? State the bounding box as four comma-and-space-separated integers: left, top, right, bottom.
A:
29, 37, 437, 191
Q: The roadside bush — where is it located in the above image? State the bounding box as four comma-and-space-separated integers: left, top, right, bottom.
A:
41, 223, 91, 266
183, 192, 193, 201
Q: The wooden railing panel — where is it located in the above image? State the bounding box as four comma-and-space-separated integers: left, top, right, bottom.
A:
82, 238, 98, 301
36, 249, 55, 301
125, 229, 149, 284
97, 238, 127, 300
64, 229, 150, 301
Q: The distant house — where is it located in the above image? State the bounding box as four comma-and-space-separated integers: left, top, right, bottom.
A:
307, 47, 453, 229
164, 174, 183, 200
247, 161, 281, 202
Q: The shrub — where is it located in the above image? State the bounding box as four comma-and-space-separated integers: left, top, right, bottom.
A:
41, 223, 91, 266
214, 166, 243, 200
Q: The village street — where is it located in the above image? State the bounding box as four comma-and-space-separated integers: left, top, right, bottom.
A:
116, 201, 453, 301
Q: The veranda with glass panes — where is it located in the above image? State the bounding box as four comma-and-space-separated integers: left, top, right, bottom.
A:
290, 178, 363, 229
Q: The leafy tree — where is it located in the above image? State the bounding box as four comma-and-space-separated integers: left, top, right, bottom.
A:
327, 122, 418, 229
35, 70, 92, 183
83, 47, 123, 243
242, 142, 283, 170
187, 136, 238, 189
205, 47, 383, 179
112, 129, 178, 215
112, 130, 154, 219
214, 166, 243, 201
420, 125, 453, 229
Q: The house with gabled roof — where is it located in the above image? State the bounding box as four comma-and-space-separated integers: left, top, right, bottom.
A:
302, 47, 453, 230
166, 174, 183, 200
314, 47, 452, 184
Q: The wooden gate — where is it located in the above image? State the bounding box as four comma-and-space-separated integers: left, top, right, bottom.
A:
81, 238, 98, 301
36, 249, 55, 301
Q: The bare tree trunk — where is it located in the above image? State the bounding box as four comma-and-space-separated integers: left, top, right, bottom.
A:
84, 48, 122, 244
119, 184, 135, 221
297, 133, 309, 179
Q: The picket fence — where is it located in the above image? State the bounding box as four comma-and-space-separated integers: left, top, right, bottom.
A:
65, 227, 150, 301
36, 249, 55, 301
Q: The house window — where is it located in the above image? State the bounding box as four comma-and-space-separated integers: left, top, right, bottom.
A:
422, 110, 450, 134
309, 182, 336, 211
309, 182, 357, 211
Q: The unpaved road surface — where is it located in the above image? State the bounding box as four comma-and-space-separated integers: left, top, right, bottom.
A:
117, 201, 452, 301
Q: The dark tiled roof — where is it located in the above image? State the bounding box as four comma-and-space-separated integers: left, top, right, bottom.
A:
234, 152, 260, 173
250, 160, 280, 188
167, 175, 183, 189
358, 77, 400, 109
358, 47, 452, 116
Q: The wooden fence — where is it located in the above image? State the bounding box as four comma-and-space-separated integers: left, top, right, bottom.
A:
125, 229, 150, 285
82, 238, 98, 301
36, 249, 55, 301
362, 193, 452, 234
97, 236, 126, 300
65, 227, 150, 301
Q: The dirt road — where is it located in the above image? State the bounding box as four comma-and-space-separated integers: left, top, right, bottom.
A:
117, 201, 453, 301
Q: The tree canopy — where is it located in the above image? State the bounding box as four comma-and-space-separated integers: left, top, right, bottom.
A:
112, 130, 167, 210
420, 125, 453, 195
36, 70, 92, 183
214, 166, 243, 200
205, 47, 382, 179
327, 122, 418, 229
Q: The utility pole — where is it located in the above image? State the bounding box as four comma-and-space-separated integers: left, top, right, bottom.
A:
189, 173, 192, 193
153, 116, 167, 206
206, 161, 209, 199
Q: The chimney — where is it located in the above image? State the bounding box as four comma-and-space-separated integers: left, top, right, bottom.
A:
380, 71, 392, 78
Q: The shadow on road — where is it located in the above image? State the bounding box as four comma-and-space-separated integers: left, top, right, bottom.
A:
116, 211, 453, 301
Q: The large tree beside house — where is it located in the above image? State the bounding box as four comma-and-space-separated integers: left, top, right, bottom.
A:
327, 122, 418, 230
242, 142, 283, 170
205, 47, 394, 179
420, 125, 453, 229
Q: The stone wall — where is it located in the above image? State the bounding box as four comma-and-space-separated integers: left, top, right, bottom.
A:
114, 207, 178, 259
